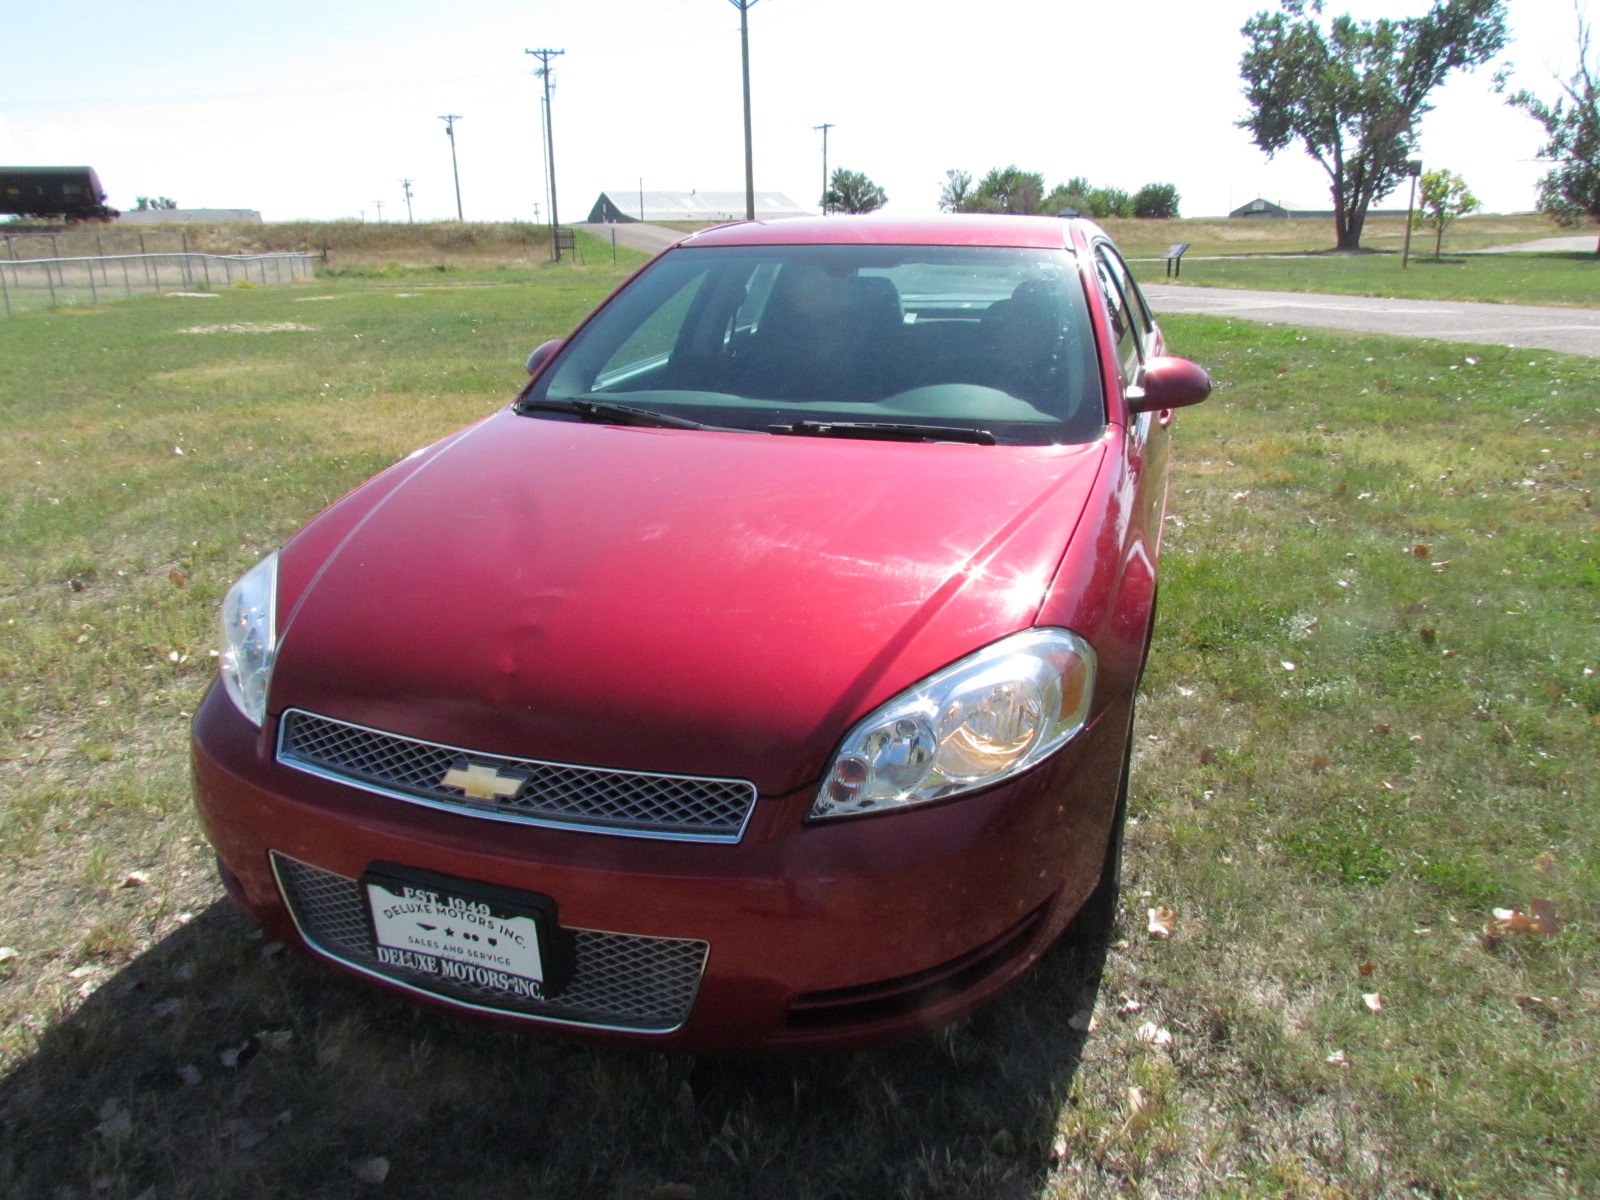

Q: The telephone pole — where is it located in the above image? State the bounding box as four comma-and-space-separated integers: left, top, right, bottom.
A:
399, 179, 414, 224
729, 0, 762, 220
814, 122, 833, 214
373, 199, 384, 223
525, 48, 566, 260
439, 115, 464, 221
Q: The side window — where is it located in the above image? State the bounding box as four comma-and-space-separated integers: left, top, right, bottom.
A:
1100, 244, 1155, 346
1093, 248, 1141, 383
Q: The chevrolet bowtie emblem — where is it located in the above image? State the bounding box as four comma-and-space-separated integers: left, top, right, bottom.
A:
441, 761, 526, 801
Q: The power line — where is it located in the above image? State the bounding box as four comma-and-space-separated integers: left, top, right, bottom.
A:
439, 114, 464, 221
525, 48, 566, 260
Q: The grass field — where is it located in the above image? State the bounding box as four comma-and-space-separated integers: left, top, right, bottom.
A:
1098, 211, 1568, 260
0, 259, 1595, 1199
1163, 250, 1600, 307
2, 221, 640, 275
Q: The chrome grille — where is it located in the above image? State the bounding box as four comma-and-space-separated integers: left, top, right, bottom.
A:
277, 709, 757, 841
272, 853, 707, 1032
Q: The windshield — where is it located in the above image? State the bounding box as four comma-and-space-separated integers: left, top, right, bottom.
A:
524, 244, 1105, 445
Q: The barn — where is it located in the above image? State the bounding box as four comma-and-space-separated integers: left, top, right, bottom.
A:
586, 190, 813, 223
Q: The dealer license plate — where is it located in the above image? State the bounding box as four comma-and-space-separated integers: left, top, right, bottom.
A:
361, 863, 560, 1000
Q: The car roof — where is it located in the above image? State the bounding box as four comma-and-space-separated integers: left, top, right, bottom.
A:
680, 214, 1098, 250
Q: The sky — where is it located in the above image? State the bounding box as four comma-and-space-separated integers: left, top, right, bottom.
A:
1, 0, 1593, 223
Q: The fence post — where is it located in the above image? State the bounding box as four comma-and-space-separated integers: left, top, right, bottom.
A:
0, 260, 10, 318
122, 256, 132, 296
151, 253, 160, 293
139, 233, 149, 285
87, 255, 98, 305
181, 230, 191, 285
46, 257, 57, 309
201, 255, 210, 289
96, 233, 108, 285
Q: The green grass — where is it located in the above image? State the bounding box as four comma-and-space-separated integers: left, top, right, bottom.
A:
1099, 211, 1565, 259
0, 261, 1595, 1198
1164, 249, 1600, 307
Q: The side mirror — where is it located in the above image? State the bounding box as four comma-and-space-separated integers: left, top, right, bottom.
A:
525, 338, 564, 377
1125, 356, 1210, 414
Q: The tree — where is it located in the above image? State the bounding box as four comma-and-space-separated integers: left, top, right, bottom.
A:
938, 169, 973, 213
968, 166, 1045, 214
1133, 182, 1182, 219
1414, 168, 1479, 257
1506, 8, 1600, 252
1085, 186, 1132, 218
134, 196, 177, 211
1239, 0, 1507, 250
822, 169, 886, 214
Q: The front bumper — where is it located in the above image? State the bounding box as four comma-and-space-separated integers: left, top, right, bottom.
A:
191, 681, 1128, 1053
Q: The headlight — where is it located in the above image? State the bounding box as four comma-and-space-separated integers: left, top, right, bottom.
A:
811, 628, 1096, 820
219, 550, 279, 727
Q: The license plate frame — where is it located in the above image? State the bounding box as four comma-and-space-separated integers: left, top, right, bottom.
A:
360, 862, 573, 1000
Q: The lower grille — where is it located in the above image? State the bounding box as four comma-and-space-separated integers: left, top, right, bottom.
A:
272, 852, 707, 1033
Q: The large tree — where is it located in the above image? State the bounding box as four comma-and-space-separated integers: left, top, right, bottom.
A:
822, 168, 886, 214
967, 166, 1045, 214
1506, 8, 1600, 252
1239, 0, 1507, 250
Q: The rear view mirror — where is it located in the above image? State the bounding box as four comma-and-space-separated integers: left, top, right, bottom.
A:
1126, 356, 1211, 414
525, 339, 564, 377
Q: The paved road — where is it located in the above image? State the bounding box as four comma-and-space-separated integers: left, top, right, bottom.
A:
575, 222, 683, 255
1142, 283, 1600, 359
1476, 234, 1599, 253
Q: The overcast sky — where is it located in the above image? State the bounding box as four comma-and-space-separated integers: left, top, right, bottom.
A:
2, 0, 1592, 223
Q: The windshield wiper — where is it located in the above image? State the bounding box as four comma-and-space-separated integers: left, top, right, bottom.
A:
769, 420, 997, 446
517, 398, 721, 431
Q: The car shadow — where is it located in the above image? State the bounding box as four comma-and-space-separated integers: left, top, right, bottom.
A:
0, 898, 1114, 1200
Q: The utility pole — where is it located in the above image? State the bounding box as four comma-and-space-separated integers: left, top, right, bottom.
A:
526, 48, 566, 260
373, 199, 385, 223
399, 179, 414, 224
729, 0, 762, 221
814, 122, 833, 214
439, 115, 464, 221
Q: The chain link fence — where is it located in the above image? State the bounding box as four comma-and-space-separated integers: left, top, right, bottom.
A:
0, 247, 317, 316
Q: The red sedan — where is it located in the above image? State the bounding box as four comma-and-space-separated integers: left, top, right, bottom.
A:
191, 215, 1208, 1052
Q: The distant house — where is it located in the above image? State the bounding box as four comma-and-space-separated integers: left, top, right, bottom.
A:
1230, 196, 1410, 219
586, 190, 813, 223
1230, 197, 1289, 219
118, 208, 263, 225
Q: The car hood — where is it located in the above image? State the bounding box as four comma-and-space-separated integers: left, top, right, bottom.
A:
270, 410, 1106, 796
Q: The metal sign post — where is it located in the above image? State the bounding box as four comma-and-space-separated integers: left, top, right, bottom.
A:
1401, 160, 1422, 270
